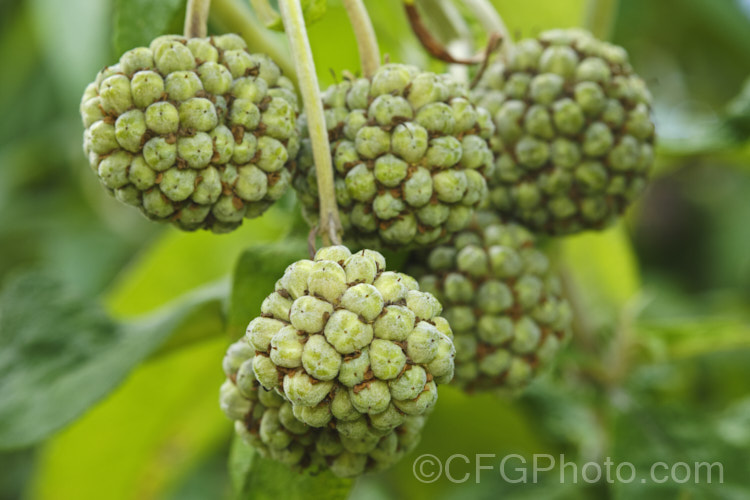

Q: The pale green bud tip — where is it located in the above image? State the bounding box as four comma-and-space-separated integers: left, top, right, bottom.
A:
234, 250, 454, 468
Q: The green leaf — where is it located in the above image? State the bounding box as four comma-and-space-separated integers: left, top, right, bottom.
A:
557, 223, 640, 309
0, 272, 226, 449
0, 448, 36, 499
611, 354, 750, 499
302, 0, 328, 25
32, 337, 230, 500
725, 77, 750, 140
638, 316, 750, 360
656, 122, 741, 158
113, 0, 186, 56
149, 280, 228, 357
658, 76, 750, 156
229, 434, 352, 500
551, 224, 641, 375
227, 239, 307, 340
106, 206, 291, 318
491, 0, 587, 33
382, 385, 557, 498
615, 0, 750, 156
165, 448, 231, 500
555, 223, 641, 343
0, 6, 40, 116
0, 272, 116, 449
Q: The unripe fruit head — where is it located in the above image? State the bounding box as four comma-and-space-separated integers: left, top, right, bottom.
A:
294, 63, 496, 249
473, 29, 655, 235
80, 34, 300, 233
221, 246, 455, 477
408, 212, 571, 392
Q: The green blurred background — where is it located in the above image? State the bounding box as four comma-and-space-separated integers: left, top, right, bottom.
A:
1, 0, 750, 498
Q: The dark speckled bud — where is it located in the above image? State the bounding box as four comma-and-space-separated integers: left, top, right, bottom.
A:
473, 29, 655, 235
407, 212, 571, 393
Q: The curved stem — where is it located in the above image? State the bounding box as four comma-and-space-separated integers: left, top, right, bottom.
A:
469, 33, 501, 88
308, 227, 318, 259
184, 0, 212, 38
342, 0, 380, 78
447, 40, 471, 84
278, 0, 342, 246
584, 0, 620, 40
404, 2, 480, 64
211, 0, 297, 86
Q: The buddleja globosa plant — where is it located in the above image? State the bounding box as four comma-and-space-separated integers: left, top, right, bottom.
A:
75, 0, 655, 486
217, 0, 457, 478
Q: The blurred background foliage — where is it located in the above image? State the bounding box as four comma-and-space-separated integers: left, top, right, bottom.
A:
1, 0, 750, 498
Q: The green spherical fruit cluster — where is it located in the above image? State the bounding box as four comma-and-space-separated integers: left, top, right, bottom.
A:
473, 29, 655, 235
294, 63, 495, 248
81, 34, 300, 233
220, 340, 427, 477
408, 212, 571, 392
236, 245, 454, 475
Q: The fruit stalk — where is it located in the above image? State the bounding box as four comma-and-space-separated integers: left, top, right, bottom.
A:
342, 0, 380, 78
184, 0, 212, 38
404, 2, 488, 65
584, 0, 620, 40
279, 0, 342, 245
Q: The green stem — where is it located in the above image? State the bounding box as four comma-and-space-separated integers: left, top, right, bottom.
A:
249, 0, 282, 27
446, 40, 471, 84
342, 0, 380, 78
278, 0, 342, 246
184, 0, 212, 38
584, 0, 620, 40
211, 0, 297, 86
462, 0, 513, 56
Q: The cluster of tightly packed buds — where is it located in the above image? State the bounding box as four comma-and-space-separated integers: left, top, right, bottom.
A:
80, 34, 300, 232
220, 340, 427, 477
221, 245, 455, 476
473, 29, 655, 235
294, 63, 495, 248
408, 212, 572, 391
